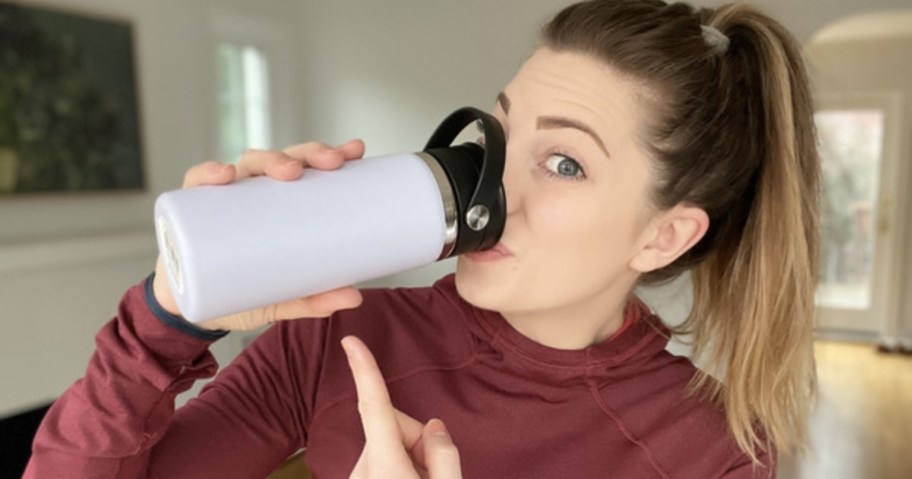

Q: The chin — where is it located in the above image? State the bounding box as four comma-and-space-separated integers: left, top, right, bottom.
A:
454, 257, 510, 312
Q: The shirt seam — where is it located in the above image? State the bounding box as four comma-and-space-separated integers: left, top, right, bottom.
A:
489, 328, 661, 371
310, 354, 481, 424
588, 381, 671, 479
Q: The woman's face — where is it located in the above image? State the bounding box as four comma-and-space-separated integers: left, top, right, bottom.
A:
455, 47, 659, 318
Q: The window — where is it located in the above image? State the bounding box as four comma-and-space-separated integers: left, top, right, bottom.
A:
815, 109, 885, 310
216, 43, 271, 164
811, 91, 906, 335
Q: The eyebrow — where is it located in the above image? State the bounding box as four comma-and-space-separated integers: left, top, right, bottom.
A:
537, 116, 611, 158
496, 91, 610, 159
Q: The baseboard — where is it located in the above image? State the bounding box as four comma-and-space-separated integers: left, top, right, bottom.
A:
815, 328, 880, 343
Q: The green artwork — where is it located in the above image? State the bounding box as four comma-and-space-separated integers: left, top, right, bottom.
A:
0, 2, 143, 194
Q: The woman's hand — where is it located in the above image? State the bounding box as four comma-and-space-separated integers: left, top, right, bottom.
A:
342, 336, 463, 479
151, 140, 367, 331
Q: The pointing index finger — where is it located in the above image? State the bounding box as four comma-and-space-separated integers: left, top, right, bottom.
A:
341, 336, 414, 471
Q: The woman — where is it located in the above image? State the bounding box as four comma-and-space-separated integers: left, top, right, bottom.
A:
26, 0, 818, 477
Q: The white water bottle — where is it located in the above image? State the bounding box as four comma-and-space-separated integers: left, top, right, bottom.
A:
154, 107, 506, 323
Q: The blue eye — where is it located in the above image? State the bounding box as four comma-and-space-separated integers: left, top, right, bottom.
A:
543, 154, 586, 181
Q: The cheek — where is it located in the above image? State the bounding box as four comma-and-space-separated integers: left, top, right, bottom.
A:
527, 188, 636, 257
455, 186, 646, 313
525, 190, 639, 271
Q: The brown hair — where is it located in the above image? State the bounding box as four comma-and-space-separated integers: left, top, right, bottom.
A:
542, 0, 819, 463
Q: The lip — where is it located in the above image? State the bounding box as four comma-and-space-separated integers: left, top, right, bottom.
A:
463, 242, 513, 261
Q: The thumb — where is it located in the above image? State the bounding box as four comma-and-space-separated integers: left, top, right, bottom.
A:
194, 286, 364, 331
421, 419, 462, 479
274, 286, 364, 320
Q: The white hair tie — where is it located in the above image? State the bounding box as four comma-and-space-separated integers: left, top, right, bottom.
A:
701, 25, 730, 55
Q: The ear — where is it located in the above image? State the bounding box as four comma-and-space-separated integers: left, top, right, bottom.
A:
629, 204, 709, 274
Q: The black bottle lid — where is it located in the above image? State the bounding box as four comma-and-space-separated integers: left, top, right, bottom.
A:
423, 107, 506, 256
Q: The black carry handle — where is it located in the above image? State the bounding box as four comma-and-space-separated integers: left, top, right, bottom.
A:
423, 107, 507, 255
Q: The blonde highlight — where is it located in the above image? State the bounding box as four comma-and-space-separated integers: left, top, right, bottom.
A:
685, 3, 819, 461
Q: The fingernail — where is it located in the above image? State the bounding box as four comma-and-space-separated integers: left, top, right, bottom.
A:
427, 418, 449, 437
341, 336, 358, 359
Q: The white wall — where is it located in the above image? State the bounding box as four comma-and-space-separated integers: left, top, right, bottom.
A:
4, 0, 912, 416
289, 0, 912, 158
0, 0, 302, 416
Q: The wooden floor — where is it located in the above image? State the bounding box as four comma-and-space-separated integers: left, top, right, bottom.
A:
779, 340, 912, 479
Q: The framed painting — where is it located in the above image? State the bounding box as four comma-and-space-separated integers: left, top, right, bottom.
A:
0, 1, 144, 194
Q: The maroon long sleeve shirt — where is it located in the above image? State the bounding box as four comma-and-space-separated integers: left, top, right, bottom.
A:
25, 273, 772, 478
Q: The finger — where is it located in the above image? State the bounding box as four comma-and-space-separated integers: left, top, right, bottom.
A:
274, 287, 364, 320
235, 149, 304, 180
349, 449, 368, 479
182, 161, 236, 188
335, 138, 366, 160
195, 286, 364, 331
422, 419, 462, 479
350, 412, 423, 479
342, 336, 414, 471
397, 409, 424, 451
282, 142, 345, 170
282, 138, 365, 170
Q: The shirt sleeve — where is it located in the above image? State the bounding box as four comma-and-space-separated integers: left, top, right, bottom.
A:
24, 275, 314, 478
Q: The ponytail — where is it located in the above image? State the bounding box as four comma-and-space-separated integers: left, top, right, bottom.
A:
684, 4, 820, 461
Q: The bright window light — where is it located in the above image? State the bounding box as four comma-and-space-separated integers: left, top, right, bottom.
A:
217, 43, 271, 164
